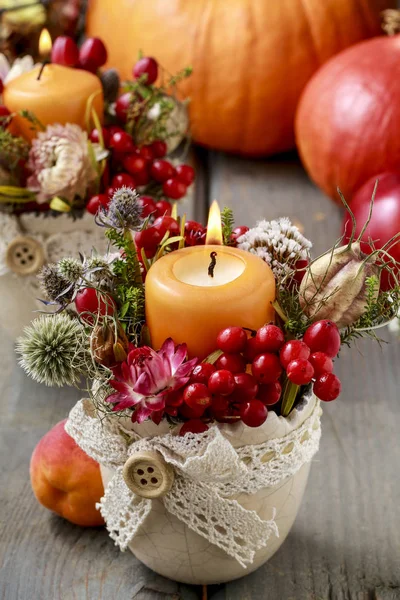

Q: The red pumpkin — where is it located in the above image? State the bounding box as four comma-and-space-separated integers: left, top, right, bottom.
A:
296, 33, 400, 202
86, 0, 392, 156
342, 173, 400, 290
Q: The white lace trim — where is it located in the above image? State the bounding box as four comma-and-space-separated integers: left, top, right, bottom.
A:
66, 397, 321, 567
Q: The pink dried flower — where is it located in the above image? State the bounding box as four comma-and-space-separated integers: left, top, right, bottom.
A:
106, 338, 198, 423
27, 123, 100, 203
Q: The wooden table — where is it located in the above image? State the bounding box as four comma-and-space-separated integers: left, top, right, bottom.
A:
1, 150, 399, 600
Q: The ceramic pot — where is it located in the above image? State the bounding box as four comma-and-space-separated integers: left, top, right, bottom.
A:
101, 393, 319, 585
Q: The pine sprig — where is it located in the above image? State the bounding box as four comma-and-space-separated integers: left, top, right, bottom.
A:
221, 207, 235, 246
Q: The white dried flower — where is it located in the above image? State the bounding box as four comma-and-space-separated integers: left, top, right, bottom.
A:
27, 123, 100, 203
238, 217, 312, 279
0, 54, 36, 83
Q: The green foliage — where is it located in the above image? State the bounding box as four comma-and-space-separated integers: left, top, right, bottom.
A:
0, 129, 29, 171
221, 207, 235, 246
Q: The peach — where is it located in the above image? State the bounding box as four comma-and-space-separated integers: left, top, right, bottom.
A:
30, 419, 105, 527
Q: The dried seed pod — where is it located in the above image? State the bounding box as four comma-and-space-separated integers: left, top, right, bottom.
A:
91, 321, 129, 367
299, 242, 380, 328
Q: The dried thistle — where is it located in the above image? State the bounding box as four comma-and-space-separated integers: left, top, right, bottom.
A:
97, 186, 143, 231
57, 257, 83, 283
38, 263, 73, 303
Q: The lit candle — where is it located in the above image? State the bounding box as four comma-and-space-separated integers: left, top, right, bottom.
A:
3, 29, 103, 141
145, 202, 276, 359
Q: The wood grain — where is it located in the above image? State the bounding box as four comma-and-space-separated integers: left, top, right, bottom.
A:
0, 151, 399, 599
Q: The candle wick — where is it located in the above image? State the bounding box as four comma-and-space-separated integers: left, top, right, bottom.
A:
208, 251, 217, 278
37, 60, 49, 81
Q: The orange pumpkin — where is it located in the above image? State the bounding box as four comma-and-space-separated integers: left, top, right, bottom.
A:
86, 0, 393, 156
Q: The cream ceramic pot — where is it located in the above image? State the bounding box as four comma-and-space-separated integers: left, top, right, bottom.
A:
101, 394, 320, 585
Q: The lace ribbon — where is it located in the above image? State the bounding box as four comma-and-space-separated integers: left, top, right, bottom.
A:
66, 398, 321, 568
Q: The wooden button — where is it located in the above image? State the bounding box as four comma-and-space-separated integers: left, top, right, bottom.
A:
122, 450, 174, 499
5, 236, 45, 276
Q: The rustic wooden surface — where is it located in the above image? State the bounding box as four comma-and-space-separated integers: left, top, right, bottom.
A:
1, 150, 399, 600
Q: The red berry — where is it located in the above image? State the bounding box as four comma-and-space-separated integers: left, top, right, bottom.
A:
135, 226, 162, 252
243, 336, 259, 363
179, 419, 209, 436
123, 154, 147, 175
151, 140, 167, 158
89, 127, 110, 147
257, 382, 282, 406
138, 145, 154, 162
286, 359, 314, 385
255, 324, 285, 354
138, 195, 156, 217
154, 200, 172, 218
175, 164, 195, 186
86, 193, 109, 215
110, 131, 135, 153
134, 169, 151, 186
280, 340, 310, 368
303, 320, 341, 358
79, 37, 107, 69
252, 353, 282, 383
51, 36, 79, 67
165, 389, 184, 407
107, 125, 124, 137
215, 352, 246, 374
190, 363, 216, 385
216, 326, 247, 354
153, 215, 180, 237
106, 185, 117, 199
163, 178, 187, 200
183, 383, 211, 409
133, 56, 158, 84
208, 370, 236, 396
75, 288, 116, 324
309, 352, 333, 378
179, 401, 206, 419
115, 93, 131, 123
231, 226, 249, 245
112, 173, 136, 189
150, 159, 175, 183
292, 259, 309, 286
211, 395, 230, 419
240, 400, 268, 428
184, 220, 206, 246
231, 373, 258, 402
313, 373, 341, 402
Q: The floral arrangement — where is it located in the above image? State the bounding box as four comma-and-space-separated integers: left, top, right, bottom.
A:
0, 36, 194, 221
17, 185, 400, 432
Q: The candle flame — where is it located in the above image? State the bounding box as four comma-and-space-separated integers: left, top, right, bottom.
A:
39, 28, 52, 57
205, 200, 223, 245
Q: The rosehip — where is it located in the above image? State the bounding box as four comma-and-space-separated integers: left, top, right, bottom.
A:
151, 140, 167, 158
208, 370, 236, 396
309, 352, 333, 378
115, 92, 131, 123
79, 37, 107, 69
110, 131, 135, 153
112, 173, 136, 189
190, 363, 216, 385
75, 288, 116, 324
231, 225, 249, 245
240, 400, 268, 428
216, 326, 247, 354
280, 340, 310, 368
133, 56, 158, 84
150, 159, 175, 183
123, 154, 147, 175
257, 382, 282, 406
286, 359, 314, 385
231, 373, 258, 402
89, 127, 110, 147
51, 36, 79, 67
303, 320, 341, 358
175, 164, 195, 186
313, 373, 341, 402
154, 200, 172, 218
86, 194, 109, 215
138, 195, 156, 217
183, 383, 211, 409
252, 353, 282, 383
163, 178, 187, 200
255, 324, 285, 354
179, 419, 209, 436
215, 352, 246, 374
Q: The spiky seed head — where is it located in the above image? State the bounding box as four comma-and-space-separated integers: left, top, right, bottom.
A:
58, 257, 83, 283
37, 264, 72, 302
98, 186, 143, 230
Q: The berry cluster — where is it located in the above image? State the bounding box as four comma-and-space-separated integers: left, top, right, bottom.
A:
51, 36, 108, 72
172, 320, 342, 436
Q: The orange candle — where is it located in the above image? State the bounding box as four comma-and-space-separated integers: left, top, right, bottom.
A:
3, 30, 103, 141
145, 203, 276, 359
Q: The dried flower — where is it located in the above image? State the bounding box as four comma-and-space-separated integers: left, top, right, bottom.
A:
27, 123, 99, 203
238, 217, 312, 280
91, 321, 129, 367
0, 54, 36, 84
58, 257, 83, 283
98, 186, 143, 231
16, 314, 89, 387
38, 263, 73, 303
299, 242, 380, 328
84, 254, 116, 287
106, 338, 198, 423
